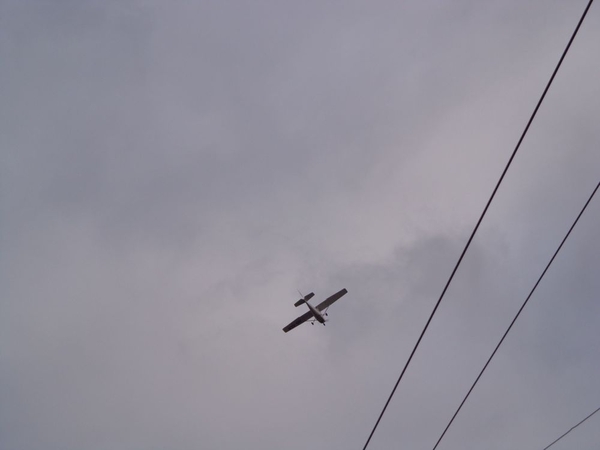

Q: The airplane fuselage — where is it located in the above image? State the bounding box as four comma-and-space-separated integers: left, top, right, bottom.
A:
306, 301, 327, 324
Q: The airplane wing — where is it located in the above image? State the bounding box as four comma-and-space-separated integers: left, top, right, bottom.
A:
316, 288, 348, 311
282, 310, 314, 333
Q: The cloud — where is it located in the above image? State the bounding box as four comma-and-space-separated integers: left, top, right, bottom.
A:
1, 1, 599, 449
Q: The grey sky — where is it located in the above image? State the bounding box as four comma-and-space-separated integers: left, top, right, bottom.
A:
1, 1, 599, 449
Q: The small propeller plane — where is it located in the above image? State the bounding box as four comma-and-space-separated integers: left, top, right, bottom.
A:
282, 288, 348, 333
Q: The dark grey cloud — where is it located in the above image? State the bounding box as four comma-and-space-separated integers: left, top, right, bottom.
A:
1, 1, 599, 449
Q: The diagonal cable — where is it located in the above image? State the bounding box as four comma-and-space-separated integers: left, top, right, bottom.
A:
361, 1, 595, 448
541, 406, 600, 450
431, 180, 600, 450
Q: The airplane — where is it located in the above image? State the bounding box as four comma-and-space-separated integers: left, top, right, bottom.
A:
282, 288, 348, 333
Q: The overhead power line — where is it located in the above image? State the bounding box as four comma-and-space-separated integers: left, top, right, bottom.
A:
541, 406, 600, 450
361, 1, 595, 449
431, 180, 600, 450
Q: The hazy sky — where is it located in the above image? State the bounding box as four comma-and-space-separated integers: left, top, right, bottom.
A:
1, 1, 599, 449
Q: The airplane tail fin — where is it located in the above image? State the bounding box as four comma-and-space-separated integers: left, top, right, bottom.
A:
294, 292, 314, 306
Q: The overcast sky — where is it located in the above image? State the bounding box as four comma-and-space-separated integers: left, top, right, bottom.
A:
1, 1, 600, 449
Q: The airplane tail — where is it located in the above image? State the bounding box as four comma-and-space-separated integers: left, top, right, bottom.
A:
294, 292, 314, 306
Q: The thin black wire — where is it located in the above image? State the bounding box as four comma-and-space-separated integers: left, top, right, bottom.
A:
361, 1, 594, 448
541, 406, 600, 450
431, 180, 600, 450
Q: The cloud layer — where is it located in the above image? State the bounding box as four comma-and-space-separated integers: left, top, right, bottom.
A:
2, 1, 599, 449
